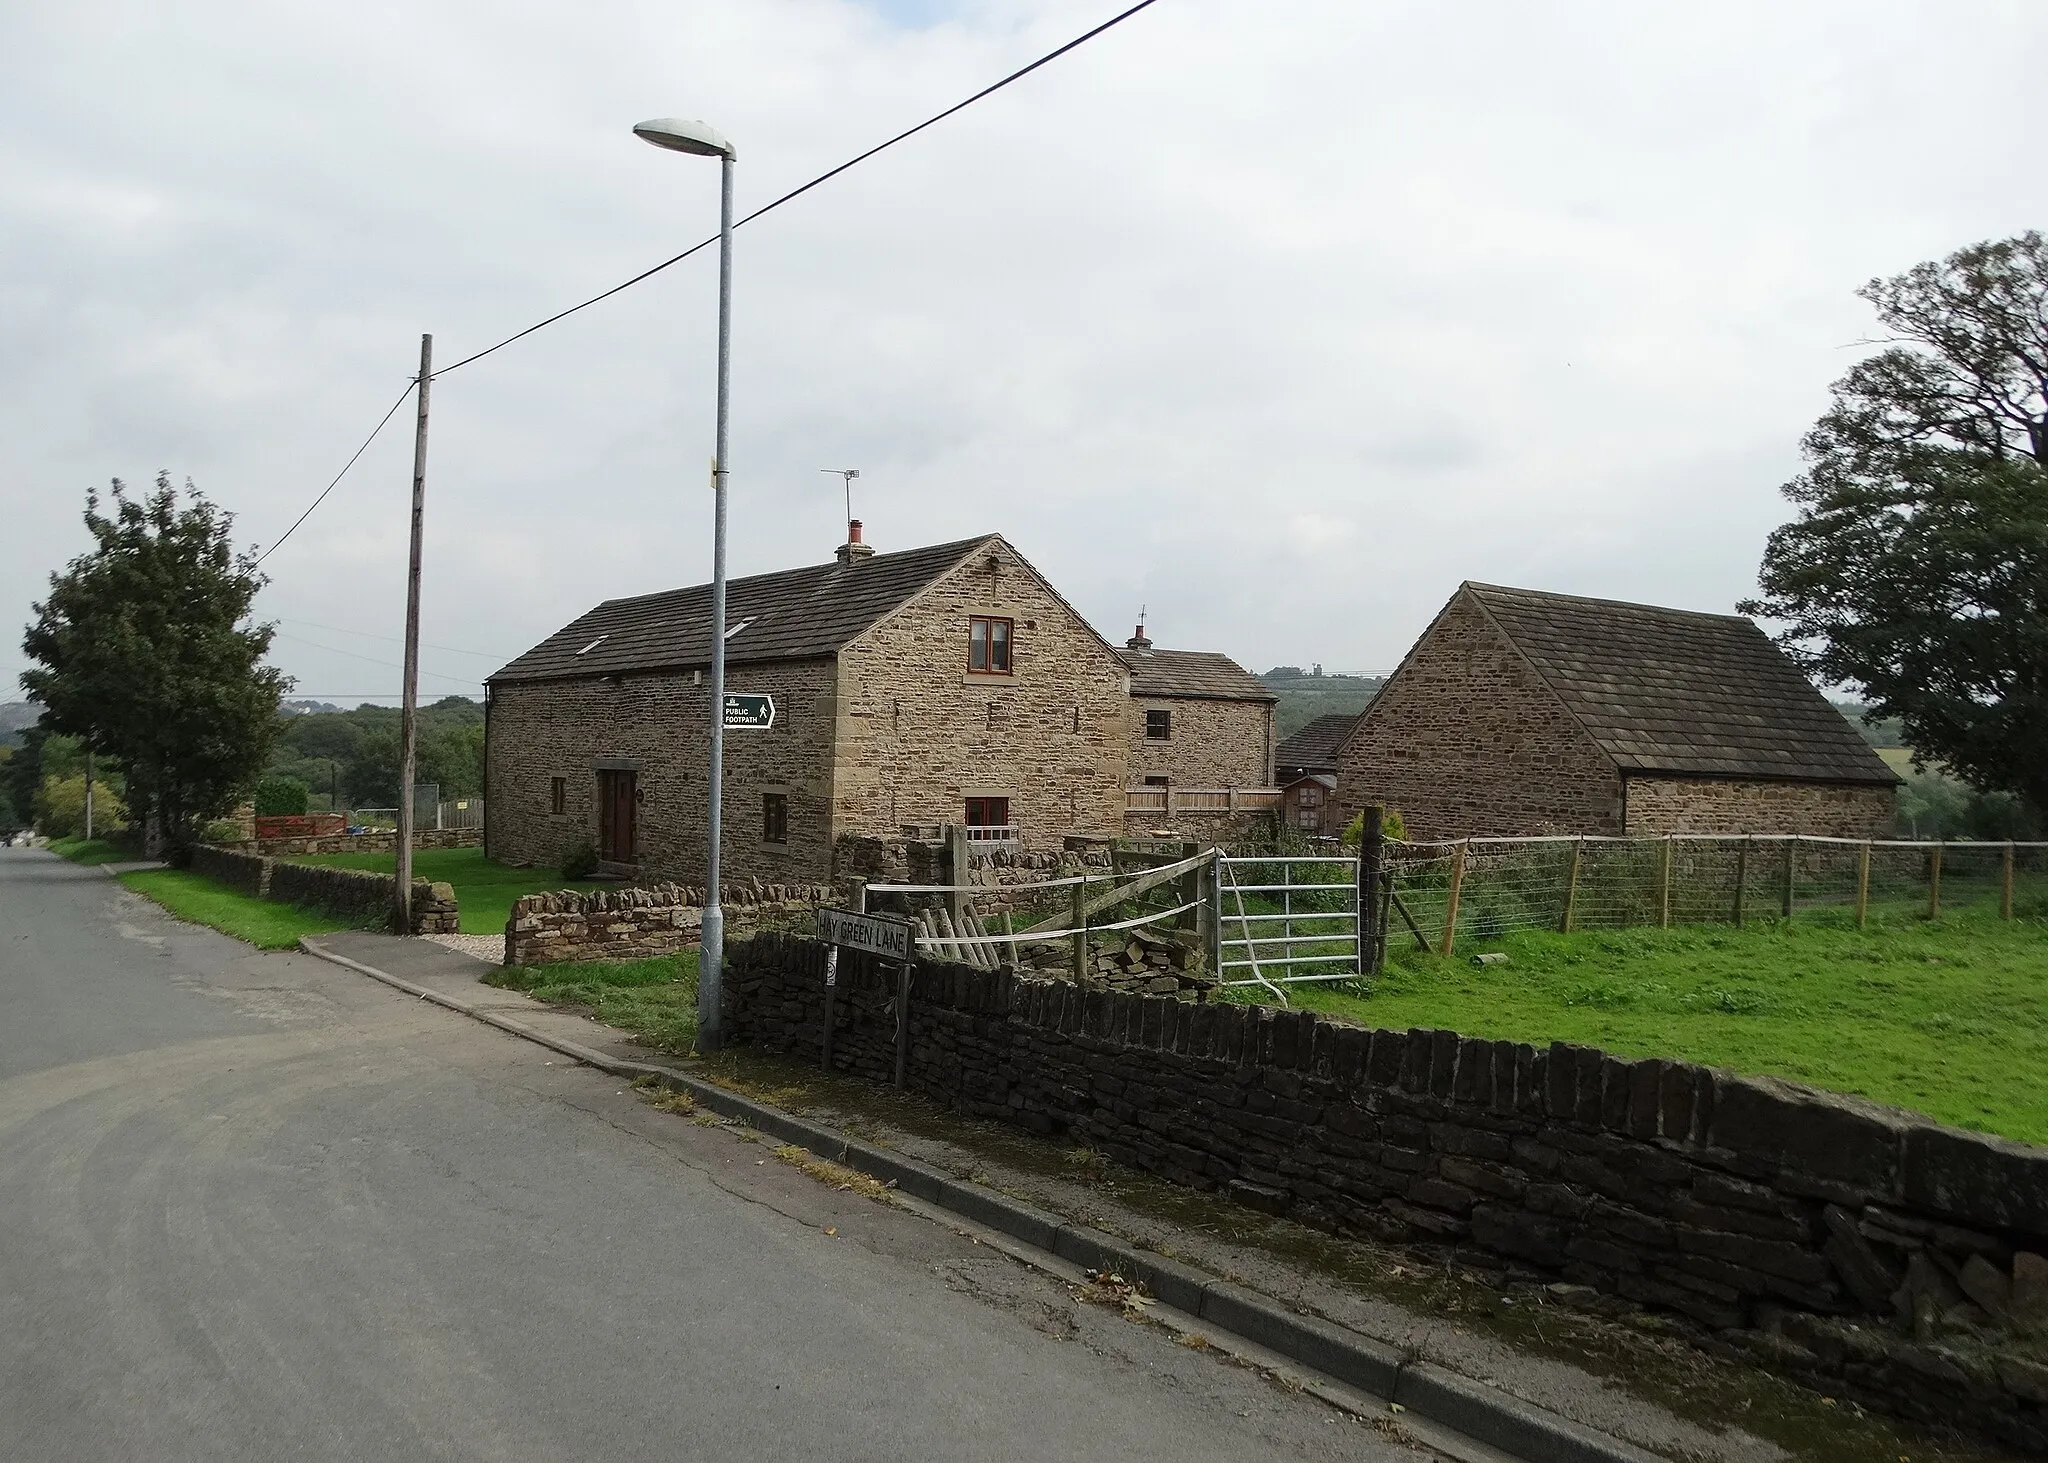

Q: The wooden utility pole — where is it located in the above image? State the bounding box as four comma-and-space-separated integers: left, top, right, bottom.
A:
395, 334, 432, 935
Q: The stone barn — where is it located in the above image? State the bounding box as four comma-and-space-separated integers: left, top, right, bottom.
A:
1117, 622, 1276, 792
1333, 582, 1899, 839
485, 529, 1133, 887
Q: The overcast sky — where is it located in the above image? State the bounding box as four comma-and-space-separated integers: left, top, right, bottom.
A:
4, 0, 2044, 704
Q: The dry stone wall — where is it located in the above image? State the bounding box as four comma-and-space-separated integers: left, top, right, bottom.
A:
188, 844, 455, 932
1337, 592, 1624, 839
218, 828, 482, 857
505, 882, 833, 965
727, 933, 2048, 1451
1625, 776, 1897, 838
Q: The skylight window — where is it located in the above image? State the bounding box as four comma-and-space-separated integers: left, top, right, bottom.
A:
575, 634, 608, 656
724, 618, 756, 639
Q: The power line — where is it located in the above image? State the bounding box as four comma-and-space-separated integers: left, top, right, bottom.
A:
253, 382, 416, 567
431, 0, 1162, 379
270, 630, 484, 686
274, 616, 507, 660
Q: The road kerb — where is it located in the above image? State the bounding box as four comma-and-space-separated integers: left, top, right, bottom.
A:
297, 935, 1669, 1463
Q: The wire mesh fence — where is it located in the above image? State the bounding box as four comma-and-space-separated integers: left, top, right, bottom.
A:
1383, 835, 2048, 953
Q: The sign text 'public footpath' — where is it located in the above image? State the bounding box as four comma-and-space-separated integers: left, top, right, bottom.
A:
722, 693, 775, 730
816, 908, 913, 961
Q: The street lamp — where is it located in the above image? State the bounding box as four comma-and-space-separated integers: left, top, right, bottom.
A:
635, 115, 736, 1051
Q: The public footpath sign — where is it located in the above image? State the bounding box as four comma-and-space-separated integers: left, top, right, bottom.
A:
723, 693, 775, 730
816, 908, 913, 961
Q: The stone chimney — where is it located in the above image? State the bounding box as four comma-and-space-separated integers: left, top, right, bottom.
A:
1126, 620, 1152, 651
835, 519, 874, 564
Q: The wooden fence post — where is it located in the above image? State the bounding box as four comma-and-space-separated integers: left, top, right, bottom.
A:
1855, 842, 1871, 929
893, 960, 911, 1088
1438, 841, 1467, 957
1781, 836, 1797, 920
1929, 842, 1943, 920
1356, 806, 1385, 975
1658, 836, 1673, 928
1732, 837, 1749, 927
2002, 841, 2015, 920
945, 823, 971, 932
1561, 838, 1583, 933
1071, 875, 1089, 983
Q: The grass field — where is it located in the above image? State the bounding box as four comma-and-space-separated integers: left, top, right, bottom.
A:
117, 868, 366, 949
486, 953, 697, 1054
47, 836, 138, 865
282, 847, 600, 933
1248, 903, 2048, 1145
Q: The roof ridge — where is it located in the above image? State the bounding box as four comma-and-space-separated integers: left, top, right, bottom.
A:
592, 534, 996, 612
1461, 581, 1751, 627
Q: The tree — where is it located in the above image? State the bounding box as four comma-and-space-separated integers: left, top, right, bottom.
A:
1745, 232, 2048, 814
253, 776, 310, 816
21, 474, 289, 860
343, 727, 402, 808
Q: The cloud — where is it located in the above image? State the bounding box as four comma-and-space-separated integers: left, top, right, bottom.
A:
3, 0, 2044, 700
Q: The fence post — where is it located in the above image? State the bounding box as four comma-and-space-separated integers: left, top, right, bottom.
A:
1929, 842, 1943, 920
1561, 838, 1583, 933
1781, 836, 1796, 921
1732, 837, 1749, 927
945, 823, 970, 931
1206, 849, 1224, 977
822, 946, 838, 1070
893, 960, 911, 1088
1855, 842, 1871, 929
1439, 841, 1467, 957
2002, 841, 2015, 920
1071, 875, 1089, 984
1179, 841, 1200, 933
1658, 836, 1673, 928
1356, 806, 1385, 974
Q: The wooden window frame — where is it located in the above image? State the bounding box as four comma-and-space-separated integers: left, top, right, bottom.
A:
762, 791, 788, 846
964, 795, 1010, 828
1145, 708, 1172, 741
968, 616, 1013, 675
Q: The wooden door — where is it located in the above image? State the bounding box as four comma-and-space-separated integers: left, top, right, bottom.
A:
598, 769, 637, 864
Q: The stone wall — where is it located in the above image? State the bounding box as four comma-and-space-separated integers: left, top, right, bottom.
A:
485, 658, 841, 886
185, 845, 457, 933
217, 828, 482, 857
726, 933, 2048, 1450
1336, 591, 1624, 840
1127, 695, 1275, 789
833, 538, 1130, 854
1625, 776, 1897, 838
505, 882, 834, 965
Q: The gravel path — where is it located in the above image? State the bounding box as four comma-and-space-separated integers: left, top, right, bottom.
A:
421, 931, 502, 965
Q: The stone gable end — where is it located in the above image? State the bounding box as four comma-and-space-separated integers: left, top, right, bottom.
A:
1335, 590, 1621, 838
1127, 695, 1273, 788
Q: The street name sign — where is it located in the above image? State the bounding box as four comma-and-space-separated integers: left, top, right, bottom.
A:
816, 908, 913, 961
722, 693, 775, 730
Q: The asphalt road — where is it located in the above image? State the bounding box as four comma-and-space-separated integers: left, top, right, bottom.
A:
0, 849, 1432, 1463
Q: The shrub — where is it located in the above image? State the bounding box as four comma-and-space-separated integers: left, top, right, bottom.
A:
36, 774, 127, 839
202, 819, 246, 844
1341, 806, 1407, 844
253, 776, 310, 816
560, 840, 599, 880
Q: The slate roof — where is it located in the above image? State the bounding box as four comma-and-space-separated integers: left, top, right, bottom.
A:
1461, 583, 1898, 786
1275, 713, 1359, 774
490, 536, 994, 683
1116, 648, 1276, 703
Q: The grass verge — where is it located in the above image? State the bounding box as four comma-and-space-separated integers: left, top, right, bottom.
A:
486, 951, 698, 1054
47, 836, 139, 866
1250, 902, 2048, 1145
117, 868, 366, 949
282, 846, 600, 934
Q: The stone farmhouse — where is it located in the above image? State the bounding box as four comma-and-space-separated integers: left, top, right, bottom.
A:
1332, 582, 1899, 839
1118, 621, 1276, 790
484, 529, 1274, 886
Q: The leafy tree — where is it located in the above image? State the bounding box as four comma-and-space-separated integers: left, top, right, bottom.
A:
343, 727, 402, 807
253, 776, 310, 816
21, 474, 288, 860
1746, 233, 2048, 814
420, 722, 485, 800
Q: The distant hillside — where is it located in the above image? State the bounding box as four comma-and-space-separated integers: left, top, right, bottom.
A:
0, 701, 41, 749
1260, 669, 1383, 742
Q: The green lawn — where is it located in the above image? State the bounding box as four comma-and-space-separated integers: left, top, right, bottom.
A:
47, 836, 138, 866
1255, 904, 2048, 1145
282, 847, 601, 934
487, 953, 698, 1055
117, 868, 367, 949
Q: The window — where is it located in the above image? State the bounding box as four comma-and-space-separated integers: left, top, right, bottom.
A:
1145, 708, 1172, 740
964, 796, 1010, 828
762, 792, 788, 845
969, 616, 1013, 673
550, 777, 567, 815
1143, 775, 1169, 788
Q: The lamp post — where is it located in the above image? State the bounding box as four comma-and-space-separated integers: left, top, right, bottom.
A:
634, 116, 736, 1051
